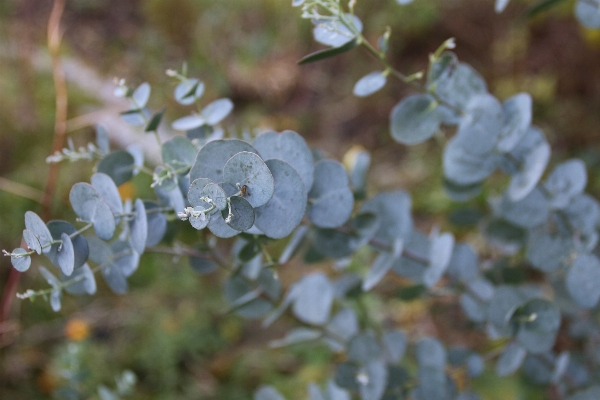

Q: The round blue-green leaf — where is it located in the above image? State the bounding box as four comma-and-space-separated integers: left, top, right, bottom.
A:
202, 98, 233, 125
456, 94, 504, 154
564, 193, 600, 236
566, 254, 600, 308
69, 183, 116, 240
23, 229, 41, 255
253, 130, 314, 190
362, 251, 398, 291
568, 386, 600, 400
497, 93, 532, 152
95, 125, 110, 154
10, 248, 31, 272
447, 243, 478, 282
427, 51, 457, 89
434, 62, 487, 113
189, 255, 217, 275
91, 173, 123, 216
254, 160, 307, 239
313, 14, 362, 47
102, 262, 128, 294
189, 207, 210, 230
516, 299, 560, 353
383, 330, 407, 363
507, 140, 550, 202
443, 138, 501, 185
526, 234, 570, 272
111, 240, 140, 277
162, 136, 197, 171
154, 184, 185, 214
25, 211, 53, 252
129, 199, 147, 255
126, 144, 144, 176
52, 233, 75, 276
226, 196, 255, 232
496, 342, 526, 376
327, 308, 359, 343
174, 78, 204, 105
361, 190, 412, 246
308, 160, 353, 228
190, 139, 258, 183
417, 337, 446, 369
460, 293, 486, 322
254, 386, 285, 400
424, 232, 454, 287
487, 285, 525, 331
49, 289, 62, 312
97, 150, 135, 186
86, 235, 112, 266
225, 269, 280, 318
172, 114, 205, 131
312, 213, 379, 259
208, 210, 239, 238
544, 159, 587, 209
353, 71, 387, 97
293, 273, 334, 325
131, 82, 150, 108
443, 179, 482, 202
390, 94, 443, 145
223, 151, 274, 208
496, 0, 510, 12
61, 263, 96, 295
144, 201, 167, 247
188, 178, 226, 211
500, 188, 549, 229
575, 0, 600, 28
348, 333, 381, 363
358, 361, 387, 400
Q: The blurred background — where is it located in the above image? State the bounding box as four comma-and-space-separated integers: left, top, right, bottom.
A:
1, 0, 600, 399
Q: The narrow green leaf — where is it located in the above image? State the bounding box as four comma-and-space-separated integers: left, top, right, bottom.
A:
145, 107, 166, 132
298, 39, 358, 65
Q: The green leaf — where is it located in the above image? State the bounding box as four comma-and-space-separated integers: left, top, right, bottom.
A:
131, 82, 150, 108
353, 71, 387, 97
298, 39, 358, 65
145, 107, 166, 132
226, 196, 255, 232
308, 160, 354, 228
496, 342, 526, 376
97, 151, 135, 186
25, 211, 53, 252
293, 273, 334, 325
254, 160, 307, 239
566, 254, 600, 308
253, 130, 314, 190
223, 151, 275, 208
254, 385, 286, 400
10, 248, 31, 272
525, 0, 564, 18
22, 229, 41, 255
390, 94, 443, 145
575, 0, 600, 29
69, 183, 116, 240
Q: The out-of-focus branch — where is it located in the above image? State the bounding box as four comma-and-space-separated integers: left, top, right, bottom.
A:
0, 0, 67, 339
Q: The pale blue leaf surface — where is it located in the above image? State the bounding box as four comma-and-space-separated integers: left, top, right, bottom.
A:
353, 71, 387, 97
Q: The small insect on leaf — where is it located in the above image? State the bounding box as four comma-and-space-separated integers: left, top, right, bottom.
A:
241, 185, 251, 197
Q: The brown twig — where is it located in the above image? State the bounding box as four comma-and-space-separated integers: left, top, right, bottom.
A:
0, 0, 68, 338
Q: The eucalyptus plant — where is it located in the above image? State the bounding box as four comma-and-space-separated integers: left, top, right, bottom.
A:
4, 1, 600, 399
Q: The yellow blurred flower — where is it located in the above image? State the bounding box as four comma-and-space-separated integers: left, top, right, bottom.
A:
64, 318, 90, 341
